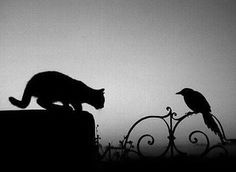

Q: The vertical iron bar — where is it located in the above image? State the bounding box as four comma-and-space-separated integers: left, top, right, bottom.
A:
108, 143, 111, 161
169, 112, 174, 157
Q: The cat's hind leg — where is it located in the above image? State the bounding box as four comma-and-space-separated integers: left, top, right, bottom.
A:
71, 103, 82, 112
37, 98, 72, 112
37, 98, 56, 111
61, 101, 73, 111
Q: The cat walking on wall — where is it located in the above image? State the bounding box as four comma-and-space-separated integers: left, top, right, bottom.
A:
9, 71, 105, 112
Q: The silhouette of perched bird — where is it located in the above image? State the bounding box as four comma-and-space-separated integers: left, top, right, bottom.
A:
176, 88, 225, 143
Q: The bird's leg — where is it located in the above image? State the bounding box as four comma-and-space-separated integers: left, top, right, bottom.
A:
186, 111, 196, 116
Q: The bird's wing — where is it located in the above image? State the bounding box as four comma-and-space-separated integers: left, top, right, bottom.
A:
192, 91, 211, 112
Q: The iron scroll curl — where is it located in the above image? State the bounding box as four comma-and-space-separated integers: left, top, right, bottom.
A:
122, 106, 228, 159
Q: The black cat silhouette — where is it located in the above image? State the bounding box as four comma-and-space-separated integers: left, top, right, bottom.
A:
9, 71, 105, 111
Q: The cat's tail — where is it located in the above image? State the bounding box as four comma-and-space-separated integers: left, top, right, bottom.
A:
9, 83, 32, 109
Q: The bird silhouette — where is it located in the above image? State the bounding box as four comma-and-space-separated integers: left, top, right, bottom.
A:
176, 88, 225, 144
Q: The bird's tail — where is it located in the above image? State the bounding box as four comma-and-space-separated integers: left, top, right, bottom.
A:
202, 112, 224, 143
9, 83, 32, 109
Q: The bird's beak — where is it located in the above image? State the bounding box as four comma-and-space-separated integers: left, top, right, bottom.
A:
176, 91, 181, 95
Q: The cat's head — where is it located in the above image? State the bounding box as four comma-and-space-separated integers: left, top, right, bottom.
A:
91, 88, 105, 110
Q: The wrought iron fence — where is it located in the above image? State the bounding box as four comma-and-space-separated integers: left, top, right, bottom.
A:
96, 106, 230, 161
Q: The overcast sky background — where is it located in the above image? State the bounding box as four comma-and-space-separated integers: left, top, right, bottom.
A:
1, 0, 236, 147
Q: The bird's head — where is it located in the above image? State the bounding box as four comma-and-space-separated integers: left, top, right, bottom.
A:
176, 88, 194, 96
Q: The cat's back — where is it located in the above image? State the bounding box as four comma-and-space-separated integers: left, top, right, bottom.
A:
31, 71, 72, 82
28, 71, 74, 89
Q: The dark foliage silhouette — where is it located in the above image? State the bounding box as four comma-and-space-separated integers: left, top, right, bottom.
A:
9, 71, 105, 111
176, 88, 225, 143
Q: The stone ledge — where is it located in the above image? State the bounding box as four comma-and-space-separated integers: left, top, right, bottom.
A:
0, 110, 97, 170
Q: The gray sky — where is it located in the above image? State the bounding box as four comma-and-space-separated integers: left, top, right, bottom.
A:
1, 0, 236, 146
